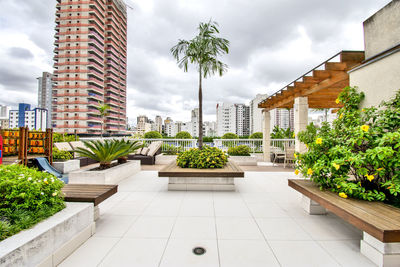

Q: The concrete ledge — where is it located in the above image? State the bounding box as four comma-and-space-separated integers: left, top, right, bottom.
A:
229, 155, 257, 166
52, 160, 80, 174
0, 202, 94, 267
301, 195, 327, 215
155, 154, 177, 165
69, 160, 140, 184
168, 177, 236, 191
360, 232, 400, 267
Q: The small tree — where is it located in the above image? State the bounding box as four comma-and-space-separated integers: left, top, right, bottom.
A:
222, 132, 238, 139
175, 131, 192, 139
144, 131, 163, 139
97, 103, 110, 138
249, 132, 263, 139
171, 20, 229, 149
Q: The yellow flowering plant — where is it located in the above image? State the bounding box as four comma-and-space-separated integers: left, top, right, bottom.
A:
295, 87, 400, 207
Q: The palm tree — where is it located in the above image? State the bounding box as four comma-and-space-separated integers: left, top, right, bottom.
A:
171, 20, 229, 149
97, 103, 110, 137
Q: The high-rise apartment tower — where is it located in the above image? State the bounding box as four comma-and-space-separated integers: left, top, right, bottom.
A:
53, 0, 127, 135
37, 72, 53, 128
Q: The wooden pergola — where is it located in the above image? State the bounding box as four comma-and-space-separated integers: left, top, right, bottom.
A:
258, 51, 365, 110
258, 51, 365, 161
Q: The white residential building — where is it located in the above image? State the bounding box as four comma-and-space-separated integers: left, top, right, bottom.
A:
204, 121, 217, 137
270, 108, 294, 130
9, 103, 47, 130
191, 108, 199, 137
235, 104, 250, 136
249, 94, 268, 134
216, 102, 250, 136
37, 72, 53, 128
155, 115, 163, 133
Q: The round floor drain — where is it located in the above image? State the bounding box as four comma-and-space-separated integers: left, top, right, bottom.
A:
192, 247, 206, 255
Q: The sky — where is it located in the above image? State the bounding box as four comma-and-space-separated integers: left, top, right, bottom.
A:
0, 0, 392, 125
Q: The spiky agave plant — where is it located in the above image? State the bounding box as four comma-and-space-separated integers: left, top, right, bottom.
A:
74, 139, 142, 169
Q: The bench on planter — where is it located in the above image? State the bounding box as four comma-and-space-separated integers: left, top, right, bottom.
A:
288, 179, 400, 267
62, 184, 118, 220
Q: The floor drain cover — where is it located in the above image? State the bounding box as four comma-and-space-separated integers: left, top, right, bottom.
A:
193, 247, 206, 255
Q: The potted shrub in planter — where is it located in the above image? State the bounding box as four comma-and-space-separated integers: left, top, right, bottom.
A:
295, 87, 400, 208
69, 139, 142, 184
227, 145, 257, 166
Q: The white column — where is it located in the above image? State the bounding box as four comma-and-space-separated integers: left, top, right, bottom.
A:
294, 97, 308, 153
262, 109, 271, 162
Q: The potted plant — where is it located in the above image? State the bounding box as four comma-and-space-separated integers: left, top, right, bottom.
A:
227, 145, 257, 166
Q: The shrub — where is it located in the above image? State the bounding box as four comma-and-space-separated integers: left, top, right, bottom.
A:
53, 133, 78, 143
175, 131, 192, 139
270, 126, 294, 139
202, 136, 214, 142
0, 164, 65, 241
177, 146, 228, 169
74, 139, 141, 169
144, 131, 162, 139
163, 144, 183, 155
249, 132, 263, 139
53, 147, 73, 162
222, 132, 239, 139
296, 87, 400, 207
228, 145, 251, 156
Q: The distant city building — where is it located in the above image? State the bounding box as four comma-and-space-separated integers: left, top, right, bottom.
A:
37, 72, 53, 128
204, 121, 217, 137
0, 105, 11, 129
137, 115, 149, 124
53, 0, 128, 135
270, 108, 294, 130
9, 103, 47, 130
216, 102, 250, 136
155, 115, 163, 133
249, 94, 268, 134
136, 115, 151, 134
191, 108, 199, 137
235, 104, 250, 136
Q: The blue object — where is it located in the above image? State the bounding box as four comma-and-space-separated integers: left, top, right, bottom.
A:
32, 157, 69, 183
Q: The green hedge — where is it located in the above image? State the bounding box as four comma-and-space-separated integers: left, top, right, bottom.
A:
177, 146, 228, 169
228, 145, 251, 156
0, 165, 65, 241
222, 132, 239, 139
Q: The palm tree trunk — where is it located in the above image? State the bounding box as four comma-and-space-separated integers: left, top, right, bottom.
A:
198, 67, 203, 149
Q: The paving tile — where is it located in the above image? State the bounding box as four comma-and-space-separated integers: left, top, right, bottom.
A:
99, 238, 167, 267
269, 240, 340, 266
104, 200, 149, 216
216, 217, 263, 240
179, 200, 215, 217
247, 202, 290, 218
125, 216, 175, 239
219, 239, 280, 267
214, 201, 252, 217
94, 215, 137, 237
294, 215, 362, 241
142, 201, 182, 217
59, 237, 119, 267
160, 239, 219, 267
256, 218, 312, 240
318, 240, 376, 267
171, 217, 216, 239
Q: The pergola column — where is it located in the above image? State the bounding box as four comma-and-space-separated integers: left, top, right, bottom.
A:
262, 109, 271, 162
294, 97, 308, 153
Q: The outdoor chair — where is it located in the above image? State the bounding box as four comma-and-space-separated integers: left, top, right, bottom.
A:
128, 141, 162, 165
69, 141, 98, 167
272, 144, 295, 168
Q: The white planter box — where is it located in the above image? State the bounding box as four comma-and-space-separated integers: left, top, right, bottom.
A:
52, 160, 80, 174
0, 202, 95, 267
229, 155, 257, 166
155, 154, 177, 165
68, 160, 140, 184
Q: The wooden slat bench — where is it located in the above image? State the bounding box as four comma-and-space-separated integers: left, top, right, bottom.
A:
289, 179, 400, 267
159, 161, 244, 191
62, 184, 118, 220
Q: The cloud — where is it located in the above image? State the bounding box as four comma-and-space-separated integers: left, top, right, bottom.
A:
0, 0, 392, 120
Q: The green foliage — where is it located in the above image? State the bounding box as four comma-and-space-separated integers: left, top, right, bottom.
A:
74, 139, 142, 169
270, 126, 294, 139
52, 147, 73, 162
0, 164, 65, 241
227, 145, 251, 156
202, 136, 214, 142
296, 87, 400, 207
222, 132, 239, 139
144, 131, 163, 139
53, 133, 78, 143
162, 144, 183, 155
175, 131, 192, 139
177, 146, 228, 169
249, 132, 263, 139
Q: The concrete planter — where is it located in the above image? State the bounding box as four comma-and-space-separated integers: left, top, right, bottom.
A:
155, 154, 177, 165
229, 155, 257, 166
0, 202, 95, 267
68, 160, 140, 184
52, 160, 80, 174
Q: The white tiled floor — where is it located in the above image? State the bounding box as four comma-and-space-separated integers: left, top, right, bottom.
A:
59, 171, 376, 267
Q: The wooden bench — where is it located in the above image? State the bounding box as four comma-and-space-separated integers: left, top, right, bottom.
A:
62, 184, 118, 220
159, 161, 244, 191
289, 179, 400, 267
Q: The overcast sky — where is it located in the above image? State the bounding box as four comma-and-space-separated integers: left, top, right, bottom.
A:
0, 0, 391, 124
